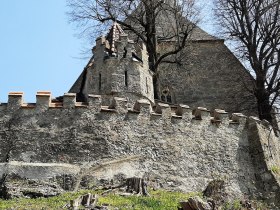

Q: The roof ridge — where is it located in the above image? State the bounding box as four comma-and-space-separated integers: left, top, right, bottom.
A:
106, 22, 126, 52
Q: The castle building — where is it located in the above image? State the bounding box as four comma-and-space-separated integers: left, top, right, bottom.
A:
69, 20, 256, 116
1, 13, 280, 208
70, 23, 154, 106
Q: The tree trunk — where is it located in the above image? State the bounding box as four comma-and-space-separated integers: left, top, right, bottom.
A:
0, 173, 8, 199
125, 177, 149, 196
254, 75, 273, 123
145, 1, 159, 100
153, 76, 160, 100
145, 1, 157, 73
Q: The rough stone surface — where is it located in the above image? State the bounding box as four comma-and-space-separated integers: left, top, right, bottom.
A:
0, 21, 279, 209
0, 173, 64, 199
158, 41, 256, 115
70, 25, 257, 116
0, 95, 279, 207
70, 33, 154, 107
248, 118, 280, 207
180, 196, 212, 210
203, 179, 228, 206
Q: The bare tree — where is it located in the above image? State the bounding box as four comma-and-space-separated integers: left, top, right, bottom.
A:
215, 0, 280, 123
67, 0, 200, 98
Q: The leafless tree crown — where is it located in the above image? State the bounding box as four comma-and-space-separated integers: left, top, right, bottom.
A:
67, 0, 200, 72
215, 0, 280, 122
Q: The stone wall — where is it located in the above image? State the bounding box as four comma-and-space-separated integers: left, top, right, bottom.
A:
1, 92, 279, 206
158, 40, 257, 115
69, 38, 257, 116
248, 117, 280, 207
70, 36, 154, 105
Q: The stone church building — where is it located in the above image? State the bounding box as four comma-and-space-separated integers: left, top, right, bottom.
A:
1, 9, 280, 207
69, 20, 256, 115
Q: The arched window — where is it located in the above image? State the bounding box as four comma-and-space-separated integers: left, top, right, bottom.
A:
161, 87, 172, 103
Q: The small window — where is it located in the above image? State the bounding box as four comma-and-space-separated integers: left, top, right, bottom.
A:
161, 87, 172, 103
125, 71, 128, 87
99, 73, 102, 90
146, 77, 149, 93
166, 95, 172, 103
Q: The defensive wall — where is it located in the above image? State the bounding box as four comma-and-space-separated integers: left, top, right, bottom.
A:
0, 92, 280, 206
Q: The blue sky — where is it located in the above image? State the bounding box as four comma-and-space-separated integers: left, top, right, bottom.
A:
0, 0, 86, 102
0, 0, 215, 103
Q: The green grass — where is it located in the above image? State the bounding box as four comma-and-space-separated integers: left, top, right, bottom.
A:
222, 200, 242, 210
0, 189, 201, 210
0, 189, 270, 210
0, 190, 86, 210
222, 200, 269, 210
271, 165, 280, 175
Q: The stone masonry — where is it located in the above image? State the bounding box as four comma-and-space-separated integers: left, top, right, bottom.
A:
0, 23, 280, 208
0, 92, 280, 207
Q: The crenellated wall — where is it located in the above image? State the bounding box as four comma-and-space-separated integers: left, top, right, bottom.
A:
70, 33, 154, 105
0, 92, 279, 206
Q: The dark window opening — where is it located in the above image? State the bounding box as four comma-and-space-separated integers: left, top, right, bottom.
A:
99, 73, 102, 90
161, 87, 172, 103
161, 95, 172, 103
146, 77, 149, 93
125, 71, 128, 87
123, 47, 127, 58
166, 95, 172, 103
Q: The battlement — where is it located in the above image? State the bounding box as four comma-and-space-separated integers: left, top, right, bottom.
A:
90, 29, 154, 102
94, 34, 148, 67
1, 92, 279, 207
0, 92, 253, 127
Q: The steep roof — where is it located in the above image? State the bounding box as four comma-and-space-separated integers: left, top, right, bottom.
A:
155, 9, 218, 41
189, 25, 218, 41
106, 22, 126, 52
124, 1, 219, 42
69, 12, 219, 99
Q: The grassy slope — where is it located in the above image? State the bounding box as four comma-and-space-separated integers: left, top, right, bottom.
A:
0, 190, 201, 210
0, 190, 269, 210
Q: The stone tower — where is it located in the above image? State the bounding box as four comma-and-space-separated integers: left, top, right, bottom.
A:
70, 23, 154, 105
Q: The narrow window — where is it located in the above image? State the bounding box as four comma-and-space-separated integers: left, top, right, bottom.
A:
167, 95, 172, 103
99, 73, 102, 90
146, 77, 149, 93
125, 71, 128, 87
161, 87, 172, 103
